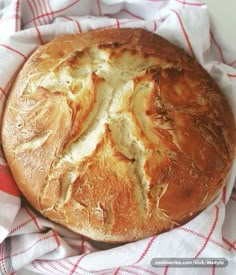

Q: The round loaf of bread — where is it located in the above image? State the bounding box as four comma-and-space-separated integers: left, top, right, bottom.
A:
1, 28, 236, 243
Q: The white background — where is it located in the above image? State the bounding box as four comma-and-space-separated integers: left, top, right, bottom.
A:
203, 0, 236, 45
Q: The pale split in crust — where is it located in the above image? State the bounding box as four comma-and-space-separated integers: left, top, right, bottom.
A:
1, 28, 236, 243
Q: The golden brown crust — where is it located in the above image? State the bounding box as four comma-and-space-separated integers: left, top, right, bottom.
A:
1, 28, 236, 242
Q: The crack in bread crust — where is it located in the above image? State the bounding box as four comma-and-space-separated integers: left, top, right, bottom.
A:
1, 28, 235, 243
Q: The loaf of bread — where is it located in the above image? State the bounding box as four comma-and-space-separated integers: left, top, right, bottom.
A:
1, 28, 235, 243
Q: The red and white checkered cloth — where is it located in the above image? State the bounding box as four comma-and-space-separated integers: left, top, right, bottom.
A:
0, 0, 236, 274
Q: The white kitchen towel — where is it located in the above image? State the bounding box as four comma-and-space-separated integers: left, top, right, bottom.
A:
0, 1, 235, 274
